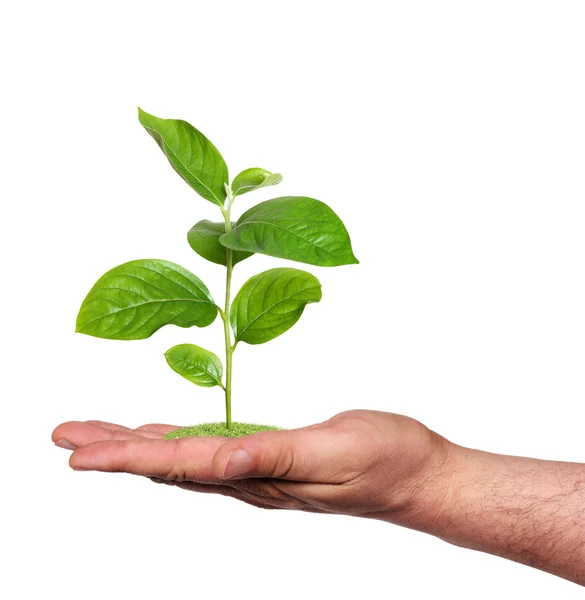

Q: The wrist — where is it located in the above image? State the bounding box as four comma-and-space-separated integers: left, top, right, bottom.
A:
378, 432, 468, 536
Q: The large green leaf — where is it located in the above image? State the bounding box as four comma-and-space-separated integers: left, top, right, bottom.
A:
138, 108, 228, 206
187, 220, 253, 267
231, 168, 282, 197
219, 196, 358, 267
230, 268, 322, 345
165, 344, 224, 388
76, 259, 217, 340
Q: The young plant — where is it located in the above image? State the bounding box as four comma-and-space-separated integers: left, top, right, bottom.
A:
76, 109, 358, 437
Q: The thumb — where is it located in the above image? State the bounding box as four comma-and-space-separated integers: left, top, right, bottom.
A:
212, 428, 329, 482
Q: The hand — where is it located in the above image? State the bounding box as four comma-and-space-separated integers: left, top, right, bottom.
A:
51, 410, 449, 518
52, 410, 585, 584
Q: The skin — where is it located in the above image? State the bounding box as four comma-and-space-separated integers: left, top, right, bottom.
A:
52, 409, 585, 586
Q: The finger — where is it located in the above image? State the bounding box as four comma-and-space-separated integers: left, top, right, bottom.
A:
211, 427, 341, 483
151, 478, 239, 496
83, 421, 178, 437
134, 424, 180, 436
151, 478, 281, 510
53, 421, 179, 450
52, 421, 145, 449
229, 478, 312, 510
70, 437, 226, 481
84, 420, 134, 432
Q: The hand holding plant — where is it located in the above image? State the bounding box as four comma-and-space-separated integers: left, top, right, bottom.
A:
53, 410, 446, 517
53, 410, 585, 585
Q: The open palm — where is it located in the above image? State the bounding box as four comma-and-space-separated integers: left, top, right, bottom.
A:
52, 410, 445, 517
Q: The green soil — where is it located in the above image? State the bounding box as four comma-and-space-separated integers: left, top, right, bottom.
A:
163, 422, 283, 439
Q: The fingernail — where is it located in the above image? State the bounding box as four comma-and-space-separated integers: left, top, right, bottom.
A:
73, 467, 88, 471
55, 438, 77, 451
222, 449, 253, 479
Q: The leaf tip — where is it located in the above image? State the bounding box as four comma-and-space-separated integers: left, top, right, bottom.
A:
137, 106, 152, 126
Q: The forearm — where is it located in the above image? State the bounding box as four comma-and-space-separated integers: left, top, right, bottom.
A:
394, 442, 585, 585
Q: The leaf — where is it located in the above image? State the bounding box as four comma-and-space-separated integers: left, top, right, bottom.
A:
138, 108, 228, 206
231, 168, 283, 197
230, 268, 322, 345
187, 220, 253, 267
76, 259, 217, 340
165, 344, 224, 388
219, 196, 358, 267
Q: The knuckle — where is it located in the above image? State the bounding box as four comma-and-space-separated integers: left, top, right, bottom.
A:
118, 438, 133, 452
273, 444, 295, 479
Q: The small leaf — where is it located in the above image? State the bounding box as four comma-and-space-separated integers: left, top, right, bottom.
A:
231, 168, 283, 197
138, 108, 228, 206
76, 259, 217, 340
165, 344, 224, 388
230, 268, 322, 345
187, 220, 253, 267
219, 196, 358, 267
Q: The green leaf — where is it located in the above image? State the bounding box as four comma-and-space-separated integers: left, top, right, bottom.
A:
187, 220, 253, 267
76, 259, 217, 340
165, 344, 224, 388
231, 168, 283, 197
230, 268, 322, 345
138, 108, 228, 206
219, 196, 358, 267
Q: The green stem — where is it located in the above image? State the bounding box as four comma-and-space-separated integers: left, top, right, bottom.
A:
222, 203, 234, 429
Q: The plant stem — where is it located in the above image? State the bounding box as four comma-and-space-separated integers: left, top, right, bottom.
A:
222, 202, 234, 429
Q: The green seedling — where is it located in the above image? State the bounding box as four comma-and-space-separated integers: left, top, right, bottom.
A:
76, 109, 358, 437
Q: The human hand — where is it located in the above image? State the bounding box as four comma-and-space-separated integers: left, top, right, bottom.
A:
52, 410, 585, 584
52, 410, 449, 520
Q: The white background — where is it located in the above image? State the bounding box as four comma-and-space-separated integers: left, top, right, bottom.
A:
1, 1, 584, 597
